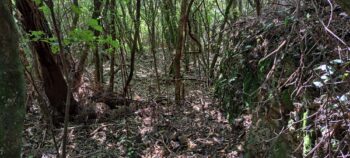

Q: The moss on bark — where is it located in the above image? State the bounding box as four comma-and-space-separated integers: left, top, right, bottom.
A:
0, 2, 25, 158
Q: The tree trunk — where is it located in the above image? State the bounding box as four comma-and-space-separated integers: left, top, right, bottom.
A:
174, 0, 189, 105
92, 0, 103, 87
109, 0, 117, 92
74, 0, 102, 91
16, 0, 77, 117
254, 0, 261, 16
162, 0, 177, 48
145, 0, 161, 94
209, 0, 235, 79
0, 2, 25, 157
124, 0, 141, 96
73, 46, 89, 91
162, 0, 178, 76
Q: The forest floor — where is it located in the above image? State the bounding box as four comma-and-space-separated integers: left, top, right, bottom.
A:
22, 54, 249, 158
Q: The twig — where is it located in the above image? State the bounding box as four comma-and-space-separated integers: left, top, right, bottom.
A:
259, 40, 286, 64
55, 125, 85, 131
326, 0, 333, 27
311, 0, 350, 51
22, 61, 60, 155
160, 134, 174, 155
90, 123, 113, 136
260, 110, 320, 144
45, 0, 74, 157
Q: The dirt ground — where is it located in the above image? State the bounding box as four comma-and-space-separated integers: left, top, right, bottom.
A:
22, 54, 251, 158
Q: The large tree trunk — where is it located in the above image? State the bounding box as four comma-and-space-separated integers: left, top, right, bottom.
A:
0, 2, 25, 157
16, 0, 77, 117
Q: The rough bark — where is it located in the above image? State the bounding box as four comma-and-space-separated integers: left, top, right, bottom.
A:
0, 2, 25, 157
16, 0, 77, 116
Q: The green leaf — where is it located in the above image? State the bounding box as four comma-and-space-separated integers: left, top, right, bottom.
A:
71, 4, 82, 15
51, 45, 59, 54
98, 36, 120, 51
30, 31, 45, 37
87, 19, 102, 32
106, 36, 120, 48
69, 29, 94, 42
34, 0, 42, 5
30, 31, 45, 41
39, 5, 50, 15
63, 38, 71, 45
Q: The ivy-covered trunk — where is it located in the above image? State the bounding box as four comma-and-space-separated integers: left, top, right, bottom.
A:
0, 2, 25, 157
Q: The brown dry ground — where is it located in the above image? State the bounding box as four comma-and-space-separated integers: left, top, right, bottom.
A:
23, 54, 249, 158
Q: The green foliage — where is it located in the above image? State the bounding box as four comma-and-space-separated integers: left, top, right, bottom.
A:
29, 31, 45, 41
302, 110, 312, 157
98, 35, 120, 53
28, 31, 60, 54
87, 19, 103, 32
71, 4, 82, 15
33, 0, 42, 5
101, 35, 118, 48
69, 29, 95, 42
39, 5, 50, 15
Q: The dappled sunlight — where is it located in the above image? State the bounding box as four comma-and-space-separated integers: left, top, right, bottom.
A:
16, 0, 350, 157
